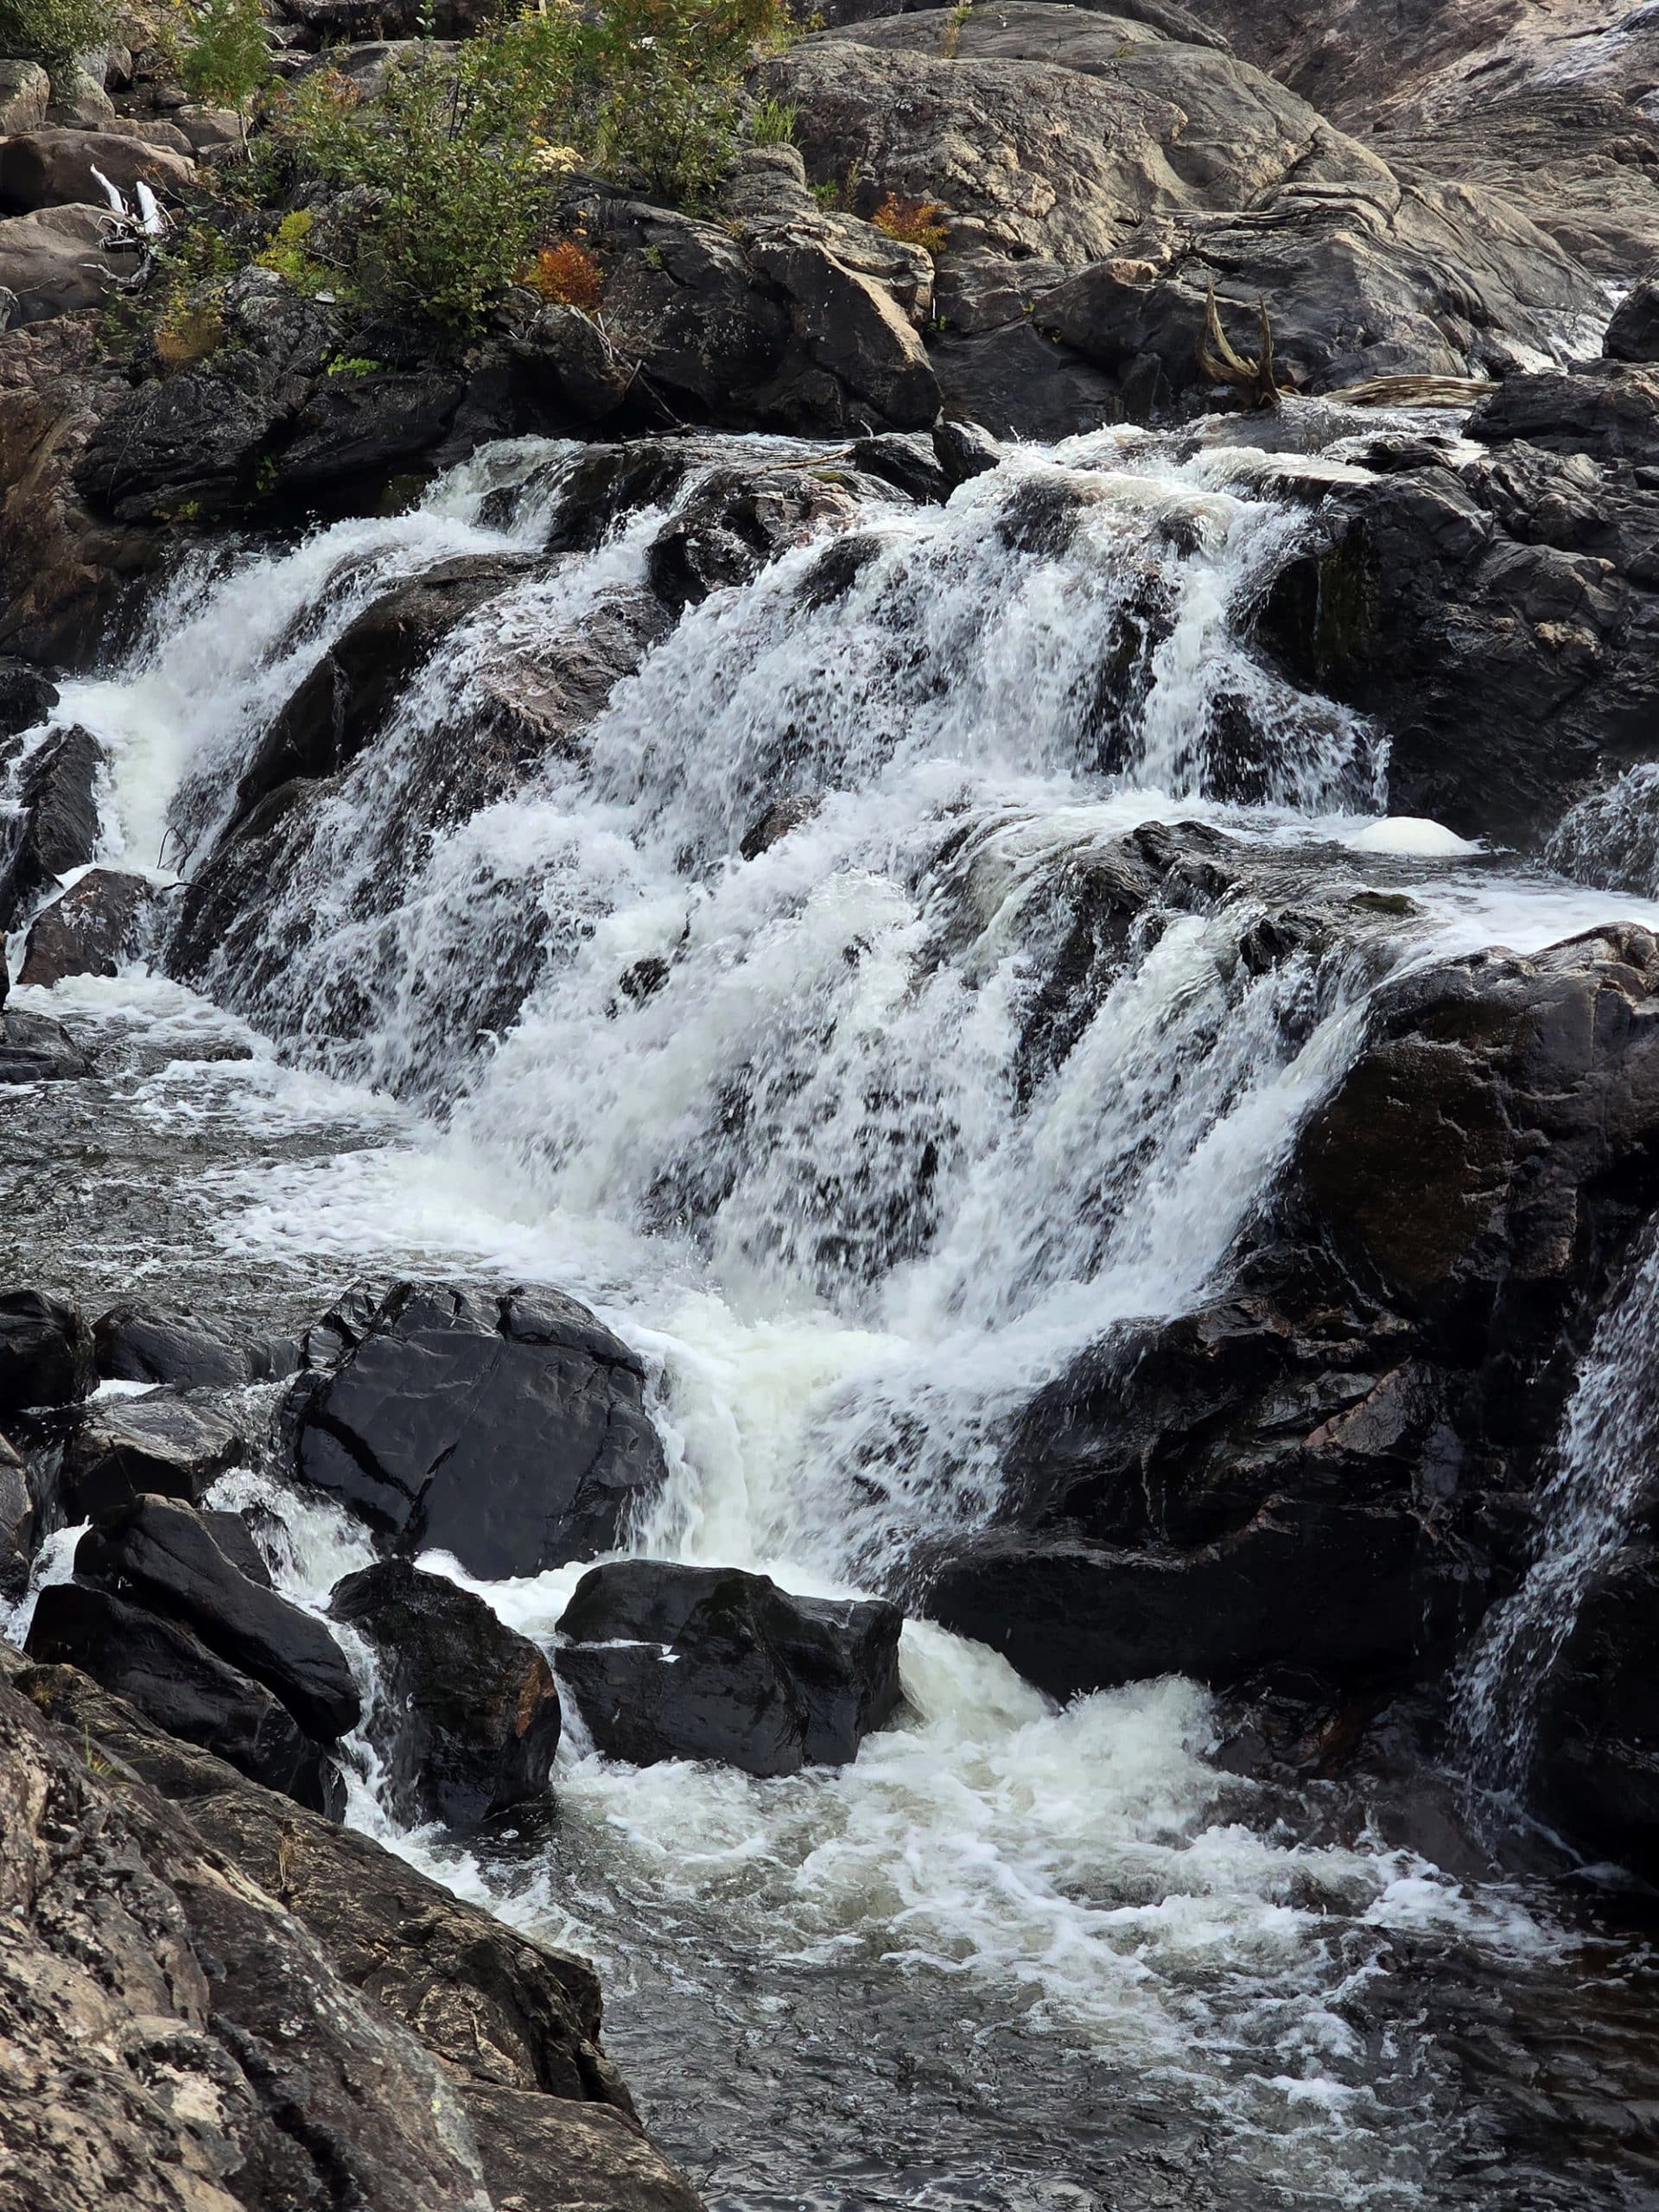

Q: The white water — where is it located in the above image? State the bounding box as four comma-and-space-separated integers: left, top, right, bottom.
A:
14, 417, 1659, 2203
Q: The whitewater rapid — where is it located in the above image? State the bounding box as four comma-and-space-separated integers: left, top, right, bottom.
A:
10, 417, 1659, 2206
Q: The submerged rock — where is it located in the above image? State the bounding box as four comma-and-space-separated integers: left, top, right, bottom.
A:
24, 1577, 344, 1812
330, 1558, 562, 1827
76, 1493, 362, 1740
286, 1281, 667, 1578
557, 1560, 905, 1777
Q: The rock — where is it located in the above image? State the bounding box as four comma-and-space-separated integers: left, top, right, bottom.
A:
0, 656, 55, 739
24, 1578, 345, 1810
14, 1663, 708, 2202
931, 416, 1001, 483
748, 235, 939, 429
0, 1287, 93, 1414
1605, 280, 1659, 365
0, 129, 194, 216
330, 1558, 562, 1827
269, 366, 467, 498
54, 1389, 246, 1521
73, 366, 287, 523
228, 551, 532, 834
0, 721, 100, 928
0, 315, 162, 665
645, 462, 866, 612
740, 791, 823, 860
505, 298, 635, 425
0, 60, 50, 136
0, 203, 120, 324
1534, 1539, 1659, 1879
927, 907, 1659, 1704
200, 1507, 273, 1587
1260, 425, 1659, 847
0, 1662, 507, 2211
556, 1560, 905, 1777
0, 1003, 90, 1078
0, 1430, 33, 1599
76, 1493, 363, 1739
45, 68, 116, 127
17, 865, 157, 983
94, 1300, 293, 1389
1470, 360, 1659, 467
930, 319, 1123, 440
285, 1281, 668, 1578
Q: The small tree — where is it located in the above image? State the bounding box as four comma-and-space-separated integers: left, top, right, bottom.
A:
168, 0, 272, 140
0, 0, 117, 71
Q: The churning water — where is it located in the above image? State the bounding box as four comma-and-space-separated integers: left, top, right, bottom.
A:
10, 417, 1659, 2208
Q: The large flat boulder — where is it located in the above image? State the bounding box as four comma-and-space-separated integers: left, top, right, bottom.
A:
0, 203, 118, 324
0, 129, 194, 216
557, 1560, 905, 1777
285, 1281, 667, 1577
331, 1558, 562, 1827
54, 1389, 247, 1521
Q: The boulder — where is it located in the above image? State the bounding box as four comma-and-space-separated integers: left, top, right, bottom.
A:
330, 1558, 562, 1827
0, 655, 56, 737
1469, 360, 1659, 468
0, 60, 50, 137
556, 1560, 905, 1777
0, 1287, 93, 1414
1534, 1539, 1659, 1879
268, 366, 467, 498
0, 129, 194, 217
24, 1578, 344, 1811
94, 1300, 294, 1389
0, 721, 101, 928
1605, 280, 1659, 365
0, 203, 119, 324
55, 1389, 247, 1521
748, 234, 939, 429
505, 298, 635, 424
0, 1663, 512, 2212
73, 366, 287, 523
17, 864, 158, 983
1261, 420, 1659, 848
76, 1493, 362, 1739
0, 1003, 90, 1078
284, 1281, 667, 1578
644, 462, 866, 613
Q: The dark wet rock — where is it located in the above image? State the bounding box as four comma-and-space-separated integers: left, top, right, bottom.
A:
557, 1560, 905, 1777
645, 463, 866, 612
0, 129, 194, 216
0, 656, 56, 737
54, 1390, 247, 1522
741, 791, 823, 861
1535, 1539, 1659, 1879
200, 1506, 273, 1588
930, 319, 1124, 441
330, 1558, 562, 1827
20, 1657, 655, 2127
1605, 281, 1659, 365
95, 1300, 295, 1389
18, 866, 159, 984
0, 1431, 33, 1599
931, 416, 1002, 484
76, 1493, 362, 1740
849, 429, 950, 502
286, 1281, 667, 1578
0, 1003, 91, 1079
75, 367, 285, 523
0, 1287, 93, 1414
505, 298, 637, 425
928, 920, 1659, 1702
0, 1660, 511, 2211
270, 367, 467, 497
1471, 360, 1659, 468
24, 1578, 344, 1811
0, 720, 99, 928
229, 552, 531, 835
1261, 422, 1659, 848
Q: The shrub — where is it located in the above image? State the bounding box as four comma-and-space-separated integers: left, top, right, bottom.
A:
153, 294, 226, 371
747, 94, 797, 147
253, 207, 338, 296
871, 193, 949, 255
0, 0, 116, 67
163, 0, 270, 129
524, 238, 604, 313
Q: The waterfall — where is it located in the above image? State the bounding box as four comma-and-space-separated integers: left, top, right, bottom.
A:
17, 414, 1655, 2205
1452, 1230, 1659, 1806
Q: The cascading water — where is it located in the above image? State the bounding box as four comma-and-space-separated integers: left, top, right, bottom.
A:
12, 415, 1659, 2209
1453, 1230, 1659, 1808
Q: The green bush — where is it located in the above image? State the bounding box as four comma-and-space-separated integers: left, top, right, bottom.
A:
0, 0, 116, 69
167, 0, 272, 128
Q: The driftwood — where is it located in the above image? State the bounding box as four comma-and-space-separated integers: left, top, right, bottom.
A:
1194, 281, 1499, 411
1321, 372, 1500, 407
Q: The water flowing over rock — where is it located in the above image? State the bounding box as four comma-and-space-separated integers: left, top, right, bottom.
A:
331, 1557, 563, 1826
557, 1560, 905, 1777
285, 1281, 668, 1575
